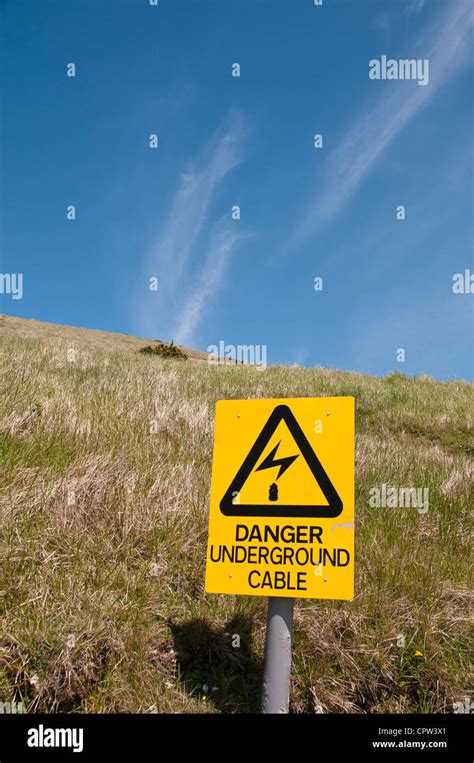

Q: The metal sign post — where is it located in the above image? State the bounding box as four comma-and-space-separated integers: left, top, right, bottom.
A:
204, 397, 355, 713
261, 596, 295, 713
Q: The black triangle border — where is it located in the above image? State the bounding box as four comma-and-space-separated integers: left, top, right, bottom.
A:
220, 404, 343, 518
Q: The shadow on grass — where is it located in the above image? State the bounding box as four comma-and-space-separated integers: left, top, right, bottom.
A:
169, 612, 263, 713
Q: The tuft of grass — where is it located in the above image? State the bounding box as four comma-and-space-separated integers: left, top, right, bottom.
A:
0, 316, 472, 714
139, 341, 188, 360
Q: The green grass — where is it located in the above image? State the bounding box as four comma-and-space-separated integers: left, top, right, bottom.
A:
0, 315, 472, 713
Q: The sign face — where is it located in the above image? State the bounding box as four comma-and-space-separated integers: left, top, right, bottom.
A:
205, 397, 355, 600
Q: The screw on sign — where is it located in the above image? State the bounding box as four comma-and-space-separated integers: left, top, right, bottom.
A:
205, 397, 355, 713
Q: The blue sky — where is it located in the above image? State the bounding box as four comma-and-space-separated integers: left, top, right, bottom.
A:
1, 0, 473, 380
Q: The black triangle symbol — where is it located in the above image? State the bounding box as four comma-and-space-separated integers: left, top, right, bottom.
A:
220, 404, 343, 518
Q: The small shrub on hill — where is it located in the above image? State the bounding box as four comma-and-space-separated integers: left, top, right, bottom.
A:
139, 340, 187, 360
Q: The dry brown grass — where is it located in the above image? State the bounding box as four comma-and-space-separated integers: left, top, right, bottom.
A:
0, 315, 472, 713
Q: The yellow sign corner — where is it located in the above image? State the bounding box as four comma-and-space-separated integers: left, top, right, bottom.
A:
205, 396, 355, 600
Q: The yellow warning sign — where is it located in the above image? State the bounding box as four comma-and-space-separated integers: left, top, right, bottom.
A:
205, 397, 355, 599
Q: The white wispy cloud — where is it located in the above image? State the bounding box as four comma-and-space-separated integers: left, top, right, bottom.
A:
172, 220, 249, 346
152, 111, 246, 287
137, 110, 249, 339
291, 1, 472, 247
406, 0, 426, 16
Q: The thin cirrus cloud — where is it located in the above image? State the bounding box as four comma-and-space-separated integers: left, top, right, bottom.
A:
172, 220, 250, 346
290, 0, 473, 249
137, 110, 249, 339
407, 0, 426, 16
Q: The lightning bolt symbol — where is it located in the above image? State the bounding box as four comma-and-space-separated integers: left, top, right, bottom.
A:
255, 441, 299, 481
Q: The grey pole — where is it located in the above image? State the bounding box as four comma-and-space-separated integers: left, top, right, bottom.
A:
261, 596, 295, 713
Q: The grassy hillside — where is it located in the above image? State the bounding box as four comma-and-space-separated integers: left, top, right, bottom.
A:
0, 315, 472, 713
0, 315, 208, 362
